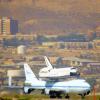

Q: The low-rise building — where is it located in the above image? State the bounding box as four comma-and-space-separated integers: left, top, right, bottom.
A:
93, 38, 100, 49
62, 57, 98, 67
42, 41, 94, 49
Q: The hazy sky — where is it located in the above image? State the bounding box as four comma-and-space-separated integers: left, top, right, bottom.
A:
0, 0, 100, 34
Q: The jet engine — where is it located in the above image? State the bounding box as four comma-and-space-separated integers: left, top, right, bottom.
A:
23, 87, 34, 94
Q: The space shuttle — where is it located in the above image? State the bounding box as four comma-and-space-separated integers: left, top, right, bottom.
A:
39, 56, 79, 79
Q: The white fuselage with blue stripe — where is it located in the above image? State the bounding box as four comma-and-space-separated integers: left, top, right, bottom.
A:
24, 63, 91, 94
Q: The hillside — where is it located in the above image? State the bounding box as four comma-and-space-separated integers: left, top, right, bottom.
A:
0, 0, 100, 34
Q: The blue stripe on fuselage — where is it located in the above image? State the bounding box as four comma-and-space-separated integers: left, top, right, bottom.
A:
26, 86, 90, 88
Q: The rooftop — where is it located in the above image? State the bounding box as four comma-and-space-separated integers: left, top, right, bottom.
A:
63, 57, 98, 62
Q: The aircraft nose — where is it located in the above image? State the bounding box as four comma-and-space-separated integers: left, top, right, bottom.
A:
86, 78, 96, 90
85, 82, 91, 95
87, 82, 91, 89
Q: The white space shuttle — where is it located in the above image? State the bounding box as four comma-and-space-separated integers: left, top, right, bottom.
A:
39, 56, 79, 79
23, 63, 91, 99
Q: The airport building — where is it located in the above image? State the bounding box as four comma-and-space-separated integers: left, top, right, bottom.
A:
42, 41, 94, 49
0, 17, 18, 35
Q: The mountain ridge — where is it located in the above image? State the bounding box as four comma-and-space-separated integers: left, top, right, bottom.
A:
0, 0, 100, 34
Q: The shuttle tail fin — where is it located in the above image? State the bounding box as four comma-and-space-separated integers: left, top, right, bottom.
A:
24, 63, 38, 82
44, 56, 53, 69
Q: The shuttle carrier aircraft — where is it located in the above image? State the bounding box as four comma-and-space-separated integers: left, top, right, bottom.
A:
23, 63, 92, 99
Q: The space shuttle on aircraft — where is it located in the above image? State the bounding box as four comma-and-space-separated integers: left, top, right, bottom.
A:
23, 63, 92, 99
39, 56, 79, 79
3, 60, 95, 99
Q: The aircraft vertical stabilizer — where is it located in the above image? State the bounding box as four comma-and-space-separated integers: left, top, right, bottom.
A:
24, 63, 38, 82
44, 56, 53, 69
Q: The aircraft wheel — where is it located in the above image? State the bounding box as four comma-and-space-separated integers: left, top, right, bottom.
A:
23, 88, 33, 94
50, 95, 56, 98
87, 91, 90, 95
49, 91, 56, 98
65, 94, 70, 99
80, 94, 86, 99
56, 92, 62, 98
24, 89, 31, 94
41, 90, 45, 94
50, 94, 56, 98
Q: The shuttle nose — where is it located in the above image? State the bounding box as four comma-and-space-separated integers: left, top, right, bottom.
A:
70, 71, 80, 76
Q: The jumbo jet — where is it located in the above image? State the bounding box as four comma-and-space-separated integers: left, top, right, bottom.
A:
39, 56, 79, 79
23, 63, 91, 99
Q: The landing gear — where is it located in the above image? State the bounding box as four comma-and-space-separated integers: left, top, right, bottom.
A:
41, 90, 45, 94
23, 89, 30, 94
79, 94, 86, 99
65, 94, 70, 99
56, 92, 62, 98
49, 91, 70, 99
49, 91, 62, 98
23, 87, 34, 94
49, 91, 56, 98
81, 95, 85, 99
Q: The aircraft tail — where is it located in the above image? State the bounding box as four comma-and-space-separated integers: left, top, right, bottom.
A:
24, 63, 38, 82
44, 56, 53, 69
